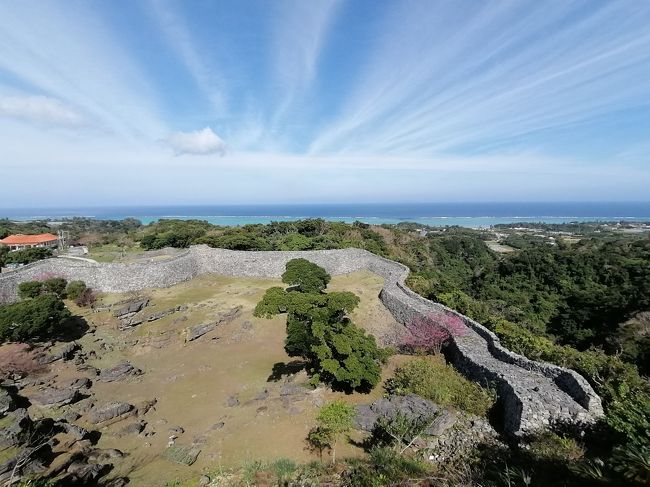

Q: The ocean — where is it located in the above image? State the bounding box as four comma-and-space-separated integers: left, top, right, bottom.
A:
2, 202, 650, 228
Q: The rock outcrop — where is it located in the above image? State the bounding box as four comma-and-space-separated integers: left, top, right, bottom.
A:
31, 387, 81, 407
355, 394, 440, 432
98, 361, 142, 382
89, 402, 135, 424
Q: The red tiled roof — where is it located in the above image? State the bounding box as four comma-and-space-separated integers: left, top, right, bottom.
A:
0, 233, 59, 245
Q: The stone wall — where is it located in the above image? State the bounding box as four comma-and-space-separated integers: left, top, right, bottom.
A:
0, 245, 603, 435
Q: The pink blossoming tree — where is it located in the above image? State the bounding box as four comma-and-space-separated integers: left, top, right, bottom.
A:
34, 271, 64, 281
402, 311, 467, 355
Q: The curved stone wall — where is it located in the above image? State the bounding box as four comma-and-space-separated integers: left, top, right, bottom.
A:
0, 245, 603, 435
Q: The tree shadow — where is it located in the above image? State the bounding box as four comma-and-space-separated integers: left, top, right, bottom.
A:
328, 379, 375, 395
348, 435, 376, 453
267, 360, 306, 382
52, 315, 90, 342
87, 429, 102, 445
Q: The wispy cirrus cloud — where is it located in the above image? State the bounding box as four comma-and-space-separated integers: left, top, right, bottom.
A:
269, 0, 342, 126
165, 127, 226, 156
0, 95, 86, 127
148, 0, 227, 114
309, 1, 650, 157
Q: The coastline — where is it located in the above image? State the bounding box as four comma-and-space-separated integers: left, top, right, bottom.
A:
2, 202, 650, 228
3, 214, 650, 228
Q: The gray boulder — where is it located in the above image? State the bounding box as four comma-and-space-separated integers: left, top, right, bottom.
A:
31, 387, 81, 406
59, 422, 90, 440
119, 317, 143, 330
0, 387, 14, 415
65, 461, 108, 484
89, 402, 134, 424
279, 384, 304, 397
39, 341, 78, 363
113, 299, 149, 318
183, 306, 242, 342
164, 445, 201, 466
216, 306, 242, 324
145, 305, 184, 322
99, 361, 142, 382
185, 323, 215, 342
118, 420, 146, 436
87, 448, 124, 462
355, 394, 440, 432
62, 377, 92, 391
0, 408, 31, 448
428, 410, 458, 436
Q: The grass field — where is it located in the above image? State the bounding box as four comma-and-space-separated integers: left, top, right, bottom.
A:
23, 270, 402, 486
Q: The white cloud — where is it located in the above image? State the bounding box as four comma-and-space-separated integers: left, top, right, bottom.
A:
0, 95, 86, 127
165, 127, 226, 156
0, 2, 166, 139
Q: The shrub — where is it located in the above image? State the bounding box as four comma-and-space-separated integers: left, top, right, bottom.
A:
18, 278, 69, 300
344, 447, 429, 487
371, 411, 439, 454
199, 232, 271, 251
611, 443, 650, 485
41, 278, 67, 298
0, 246, 8, 268
138, 219, 212, 249
310, 316, 385, 390
528, 431, 585, 463
18, 281, 43, 299
75, 287, 97, 308
65, 280, 87, 300
307, 426, 333, 461
310, 400, 356, 463
272, 458, 297, 484
386, 356, 495, 417
277, 234, 312, 251
0, 294, 71, 342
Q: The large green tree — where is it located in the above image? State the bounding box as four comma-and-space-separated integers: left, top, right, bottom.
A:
255, 259, 385, 391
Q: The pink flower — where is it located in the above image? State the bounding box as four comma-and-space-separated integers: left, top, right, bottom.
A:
35, 272, 62, 281
401, 311, 466, 355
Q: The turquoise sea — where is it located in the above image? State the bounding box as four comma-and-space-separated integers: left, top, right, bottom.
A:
2, 202, 650, 228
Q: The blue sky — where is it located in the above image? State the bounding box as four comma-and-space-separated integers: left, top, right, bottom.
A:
1, 0, 649, 207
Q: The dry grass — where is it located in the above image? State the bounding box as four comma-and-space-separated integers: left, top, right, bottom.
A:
26, 271, 402, 487
0, 343, 46, 381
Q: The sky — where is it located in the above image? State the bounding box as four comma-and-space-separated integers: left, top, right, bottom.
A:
1, 0, 649, 207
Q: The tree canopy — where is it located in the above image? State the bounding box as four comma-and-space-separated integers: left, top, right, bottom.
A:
255, 259, 385, 391
0, 294, 71, 342
281, 258, 331, 294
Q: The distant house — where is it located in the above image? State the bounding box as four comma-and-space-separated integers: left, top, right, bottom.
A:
0, 233, 59, 251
